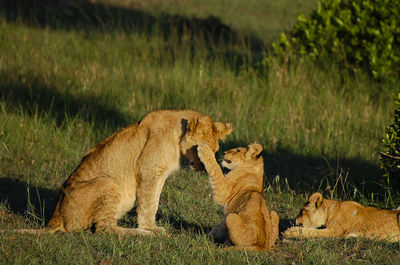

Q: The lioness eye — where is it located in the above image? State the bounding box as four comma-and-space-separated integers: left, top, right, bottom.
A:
225, 159, 231, 163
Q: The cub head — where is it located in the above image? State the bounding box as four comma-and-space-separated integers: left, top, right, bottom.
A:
295, 192, 327, 228
221, 143, 264, 170
180, 115, 232, 171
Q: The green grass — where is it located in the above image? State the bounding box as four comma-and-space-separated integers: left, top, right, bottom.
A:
101, 0, 318, 44
1, 0, 400, 264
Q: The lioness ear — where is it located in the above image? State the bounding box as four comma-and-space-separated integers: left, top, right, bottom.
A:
246, 143, 263, 158
309, 192, 323, 208
213, 122, 232, 139
185, 118, 199, 135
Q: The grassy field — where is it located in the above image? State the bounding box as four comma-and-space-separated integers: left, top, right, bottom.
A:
1, 0, 400, 264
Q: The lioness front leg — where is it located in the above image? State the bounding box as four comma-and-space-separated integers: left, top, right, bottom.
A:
136, 168, 170, 234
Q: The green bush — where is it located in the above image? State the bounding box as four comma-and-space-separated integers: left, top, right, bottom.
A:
272, 0, 400, 80
381, 93, 400, 182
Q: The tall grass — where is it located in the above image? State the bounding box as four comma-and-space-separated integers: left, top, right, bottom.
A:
0, 0, 399, 264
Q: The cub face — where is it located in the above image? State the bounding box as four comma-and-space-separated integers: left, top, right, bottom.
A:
295, 192, 326, 228
221, 143, 263, 170
180, 116, 232, 171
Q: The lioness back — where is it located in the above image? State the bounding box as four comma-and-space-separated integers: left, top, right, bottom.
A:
198, 143, 279, 251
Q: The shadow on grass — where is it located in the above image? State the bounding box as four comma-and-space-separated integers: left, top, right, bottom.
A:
163, 214, 213, 235
0, 0, 265, 72
0, 71, 130, 131
0, 178, 59, 222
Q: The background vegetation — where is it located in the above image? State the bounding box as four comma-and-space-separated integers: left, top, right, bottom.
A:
272, 0, 400, 80
0, 0, 399, 264
381, 92, 400, 185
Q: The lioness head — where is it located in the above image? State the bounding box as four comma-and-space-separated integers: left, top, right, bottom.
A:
295, 192, 327, 228
221, 143, 263, 170
180, 115, 232, 171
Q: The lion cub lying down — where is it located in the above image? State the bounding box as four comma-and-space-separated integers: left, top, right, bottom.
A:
197, 143, 279, 251
284, 192, 400, 242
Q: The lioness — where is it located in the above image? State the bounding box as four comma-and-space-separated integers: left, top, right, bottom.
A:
20, 110, 232, 235
283, 192, 400, 242
197, 143, 279, 251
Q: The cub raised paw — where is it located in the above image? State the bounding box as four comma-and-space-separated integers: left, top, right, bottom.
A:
200, 143, 279, 251
197, 143, 214, 162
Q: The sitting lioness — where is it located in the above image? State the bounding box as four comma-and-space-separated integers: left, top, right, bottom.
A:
283, 192, 400, 242
197, 143, 279, 251
20, 110, 232, 235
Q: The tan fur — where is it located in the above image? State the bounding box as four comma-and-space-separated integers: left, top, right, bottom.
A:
283, 192, 400, 242
20, 110, 232, 235
197, 143, 279, 251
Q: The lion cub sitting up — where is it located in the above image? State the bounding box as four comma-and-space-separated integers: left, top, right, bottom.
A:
284, 192, 400, 242
197, 143, 279, 251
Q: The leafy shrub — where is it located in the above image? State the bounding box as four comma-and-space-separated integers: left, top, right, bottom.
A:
381, 93, 400, 182
272, 0, 400, 80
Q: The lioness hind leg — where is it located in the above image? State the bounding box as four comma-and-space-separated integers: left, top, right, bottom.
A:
226, 213, 256, 246
84, 178, 140, 236
94, 202, 157, 236
59, 180, 112, 232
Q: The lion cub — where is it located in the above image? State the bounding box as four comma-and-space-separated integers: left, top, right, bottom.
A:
197, 143, 279, 251
18, 110, 232, 236
284, 192, 400, 242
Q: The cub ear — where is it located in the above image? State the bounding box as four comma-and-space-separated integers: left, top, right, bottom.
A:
246, 143, 263, 158
213, 122, 233, 139
309, 192, 323, 209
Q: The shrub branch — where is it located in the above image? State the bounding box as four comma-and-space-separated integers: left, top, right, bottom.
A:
380, 152, 400, 160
